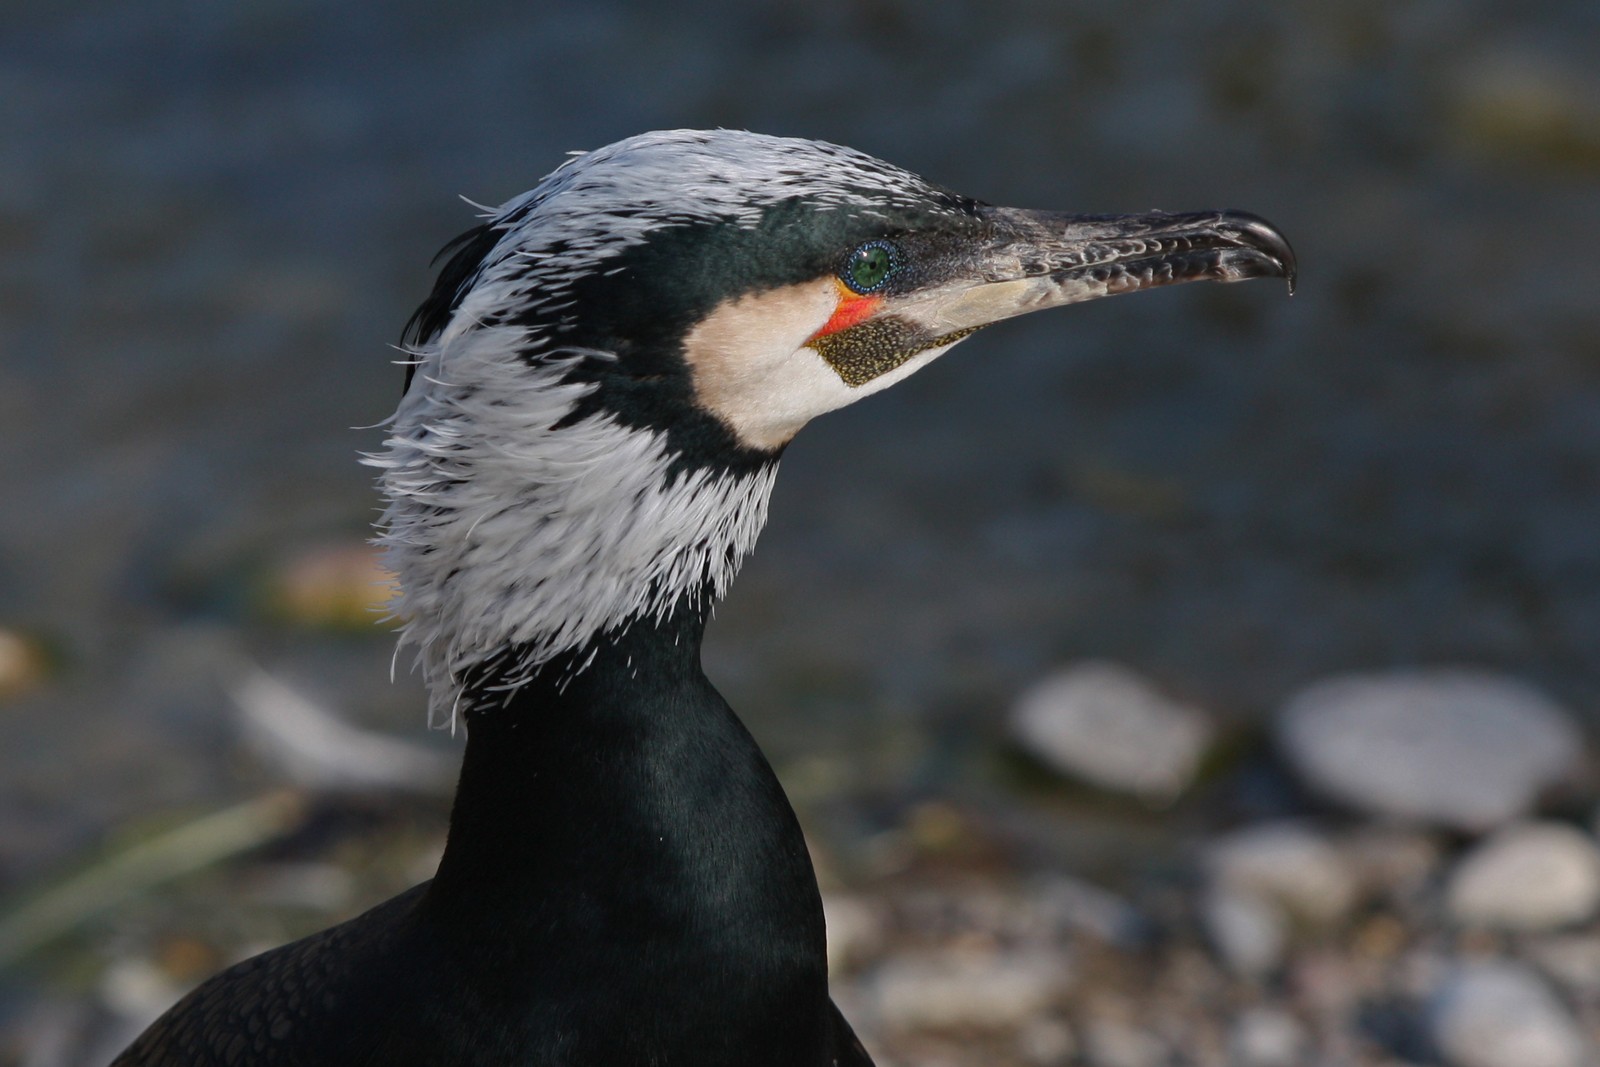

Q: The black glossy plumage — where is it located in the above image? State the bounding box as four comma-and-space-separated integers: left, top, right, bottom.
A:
115, 593, 872, 1067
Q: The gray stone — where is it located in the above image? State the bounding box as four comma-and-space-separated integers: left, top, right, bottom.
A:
1276, 669, 1580, 831
1010, 661, 1213, 800
1200, 884, 1286, 976
1428, 961, 1588, 1067
1446, 822, 1600, 931
1205, 821, 1358, 925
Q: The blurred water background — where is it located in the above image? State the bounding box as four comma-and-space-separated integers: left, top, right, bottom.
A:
3, 1, 1599, 1062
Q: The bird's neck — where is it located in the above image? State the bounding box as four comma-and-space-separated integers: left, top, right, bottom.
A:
424, 592, 828, 1027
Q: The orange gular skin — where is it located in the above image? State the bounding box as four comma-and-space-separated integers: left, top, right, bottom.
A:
807, 280, 884, 343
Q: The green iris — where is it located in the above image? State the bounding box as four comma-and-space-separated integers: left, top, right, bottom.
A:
843, 241, 896, 294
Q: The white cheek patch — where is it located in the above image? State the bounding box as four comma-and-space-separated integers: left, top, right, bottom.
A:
683, 280, 974, 450
682, 279, 843, 450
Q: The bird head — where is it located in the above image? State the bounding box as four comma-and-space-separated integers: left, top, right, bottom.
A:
374, 130, 1294, 714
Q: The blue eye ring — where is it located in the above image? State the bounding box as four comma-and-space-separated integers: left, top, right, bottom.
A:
841, 240, 899, 294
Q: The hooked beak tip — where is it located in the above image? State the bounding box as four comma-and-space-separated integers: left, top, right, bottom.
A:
1229, 212, 1298, 295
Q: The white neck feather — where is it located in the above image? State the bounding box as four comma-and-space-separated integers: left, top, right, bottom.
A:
369, 324, 778, 721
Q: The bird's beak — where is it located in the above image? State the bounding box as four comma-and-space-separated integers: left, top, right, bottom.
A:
890, 207, 1296, 339
747, 207, 1295, 445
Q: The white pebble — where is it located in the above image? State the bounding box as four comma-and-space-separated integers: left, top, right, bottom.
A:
1206, 821, 1358, 924
1227, 1007, 1307, 1067
1082, 1018, 1169, 1067
1010, 661, 1213, 799
870, 948, 1072, 1030
1428, 960, 1588, 1067
1201, 884, 1286, 976
98, 958, 184, 1024
1446, 822, 1600, 931
822, 892, 883, 973
1276, 669, 1579, 831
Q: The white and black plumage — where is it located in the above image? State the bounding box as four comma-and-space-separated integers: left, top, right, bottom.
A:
115, 129, 1294, 1067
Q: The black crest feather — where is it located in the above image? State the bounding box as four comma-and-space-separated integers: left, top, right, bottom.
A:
401, 222, 505, 392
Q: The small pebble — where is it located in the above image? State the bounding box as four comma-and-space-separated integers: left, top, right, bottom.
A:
1526, 933, 1600, 997
1010, 661, 1213, 800
1428, 960, 1588, 1067
1227, 1006, 1306, 1067
870, 948, 1072, 1030
1029, 875, 1148, 948
267, 542, 396, 630
1290, 948, 1366, 1020
98, 958, 185, 1024
1200, 884, 1285, 977
1446, 822, 1600, 931
0, 627, 50, 699
1205, 821, 1357, 924
1082, 1017, 1169, 1067
1276, 669, 1580, 832
244, 862, 357, 912
1341, 827, 1444, 903
1017, 1016, 1077, 1065
822, 892, 883, 974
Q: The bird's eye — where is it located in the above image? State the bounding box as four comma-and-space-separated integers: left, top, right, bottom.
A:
842, 241, 897, 294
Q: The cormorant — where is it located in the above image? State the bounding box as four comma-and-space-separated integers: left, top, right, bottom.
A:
114, 129, 1294, 1067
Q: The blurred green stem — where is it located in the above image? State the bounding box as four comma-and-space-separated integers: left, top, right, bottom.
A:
0, 790, 308, 968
